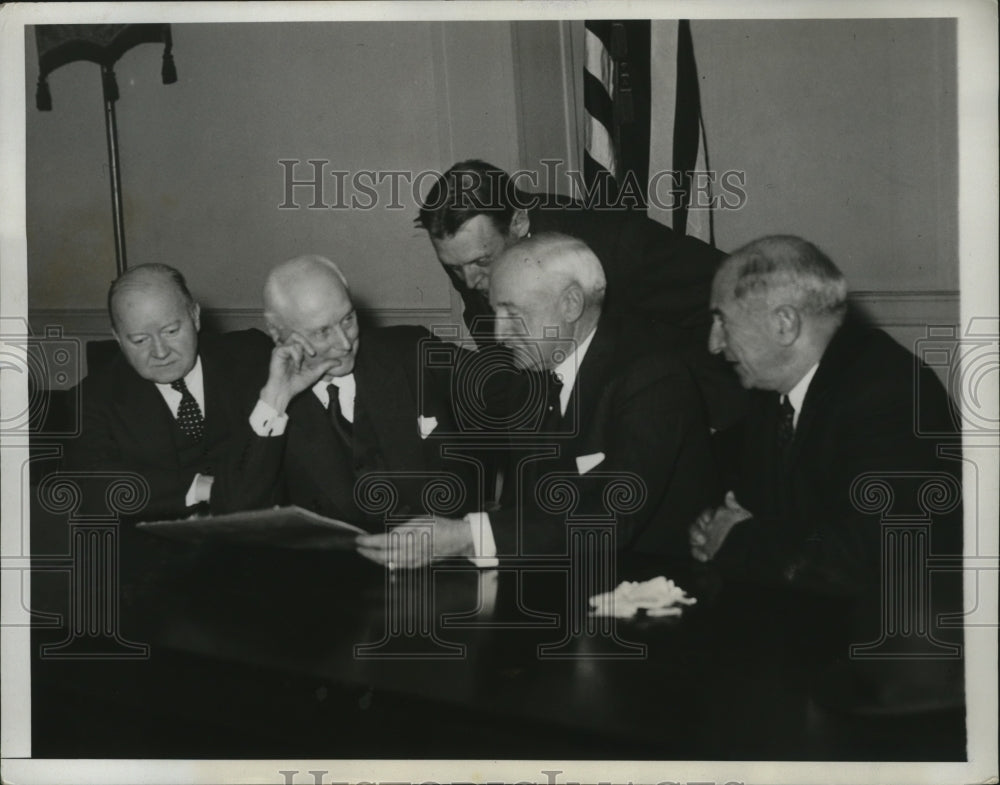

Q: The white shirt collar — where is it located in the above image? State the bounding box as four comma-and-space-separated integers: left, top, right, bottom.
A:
551, 326, 597, 416
785, 362, 819, 428
154, 356, 204, 418
312, 373, 356, 422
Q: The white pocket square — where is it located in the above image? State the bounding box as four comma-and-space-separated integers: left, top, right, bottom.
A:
575, 451, 605, 475
417, 415, 438, 439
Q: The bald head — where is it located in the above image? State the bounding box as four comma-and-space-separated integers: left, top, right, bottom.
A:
491, 232, 606, 310
489, 232, 606, 370
107, 264, 201, 384
263, 255, 360, 378
264, 255, 350, 317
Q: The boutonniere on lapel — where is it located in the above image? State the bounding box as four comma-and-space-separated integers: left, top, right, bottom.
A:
417, 415, 438, 440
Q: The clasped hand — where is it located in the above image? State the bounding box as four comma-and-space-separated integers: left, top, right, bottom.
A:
689, 490, 752, 562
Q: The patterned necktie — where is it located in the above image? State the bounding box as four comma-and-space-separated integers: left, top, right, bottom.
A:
171, 378, 204, 441
327, 383, 353, 437
777, 395, 795, 449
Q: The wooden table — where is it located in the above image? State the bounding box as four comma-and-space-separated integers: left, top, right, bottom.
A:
30, 530, 966, 761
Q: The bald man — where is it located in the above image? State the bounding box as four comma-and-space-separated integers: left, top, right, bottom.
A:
235, 255, 474, 526
63, 264, 274, 519
357, 232, 717, 566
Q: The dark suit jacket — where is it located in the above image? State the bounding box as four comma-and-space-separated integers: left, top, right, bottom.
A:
488, 317, 718, 559
446, 195, 745, 430
716, 321, 963, 597
62, 329, 274, 520
239, 326, 477, 529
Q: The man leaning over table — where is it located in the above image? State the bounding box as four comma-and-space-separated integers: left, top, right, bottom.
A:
356, 232, 717, 567
415, 158, 745, 432
688, 234, 963, 712
232, 255, 475, 525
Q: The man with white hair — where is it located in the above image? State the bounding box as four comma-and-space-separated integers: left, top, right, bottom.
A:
691, 235, 962, 582
690, 235, 963, 712
357, 232, 717, 565
235, 255, 472, 525
416, 160, 746, 433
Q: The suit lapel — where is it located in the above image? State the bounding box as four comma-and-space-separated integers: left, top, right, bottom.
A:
112, 361, 177, 465
198, 340, 226, 441
296, 392, 358, 507
786, 323, 857, 464
564, 321, 614, 447
354, 335, 425, 472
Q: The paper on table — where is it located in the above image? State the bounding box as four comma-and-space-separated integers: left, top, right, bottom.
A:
136, 505, 368, 550
589, 576, 697, 618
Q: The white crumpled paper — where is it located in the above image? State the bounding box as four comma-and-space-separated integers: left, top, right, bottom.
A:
589, 576, 697, 619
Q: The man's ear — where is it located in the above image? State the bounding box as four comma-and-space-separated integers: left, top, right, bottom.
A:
509, 209, 530, 240
772, 304, 801, 346
263, 315, 282, 345
191, 302, 201, 332
560, 284, 585, 324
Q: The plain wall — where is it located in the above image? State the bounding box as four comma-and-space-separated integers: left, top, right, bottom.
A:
26, 22, 521, 320
693, 18, 958, 291
26, 18, 958, 383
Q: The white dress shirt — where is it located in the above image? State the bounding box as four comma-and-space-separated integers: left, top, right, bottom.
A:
311, 373, 356, 423
248, 373, 358, 438
155, 356, 205, 417
468, 327, 599, 566
154, 358, 209, 507
551, 326, 597, 416
785, 362, 819, 429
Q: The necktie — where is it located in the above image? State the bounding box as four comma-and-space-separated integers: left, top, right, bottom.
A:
171, 378, 204, 441
777, 395, 795, 449
546, 370, 564, 416
327, 383, 353, 437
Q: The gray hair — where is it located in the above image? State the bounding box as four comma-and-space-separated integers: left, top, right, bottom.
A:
723, 235, 847, 320
503, 231, 607, 307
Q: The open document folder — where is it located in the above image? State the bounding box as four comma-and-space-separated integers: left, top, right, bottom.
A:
136, 506, 369, 550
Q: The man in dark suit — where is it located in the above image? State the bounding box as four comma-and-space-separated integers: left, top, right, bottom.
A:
690, 235, 963, 711
239, 255, 475, 527
357, 233, 717, 566
63, 264, 273, 520
415, 159, 744, 430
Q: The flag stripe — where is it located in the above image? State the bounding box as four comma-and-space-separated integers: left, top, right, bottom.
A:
584, 26, 615, 90
583, 21, 617, 198
583, 71, 615, 140
584, 112, 617, 176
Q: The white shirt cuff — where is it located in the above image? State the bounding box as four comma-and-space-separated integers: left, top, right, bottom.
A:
249, 398, 289, 437
185, 473, 212, 507
465, 511, 499, 568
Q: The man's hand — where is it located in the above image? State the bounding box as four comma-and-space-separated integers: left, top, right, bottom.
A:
259, 333, 337, 414
356, 516, 475, 569
690, 490, 752, 563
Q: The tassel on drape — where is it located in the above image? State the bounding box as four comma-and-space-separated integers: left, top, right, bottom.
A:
161, 29, 177, 84
36, 75, 52, 111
